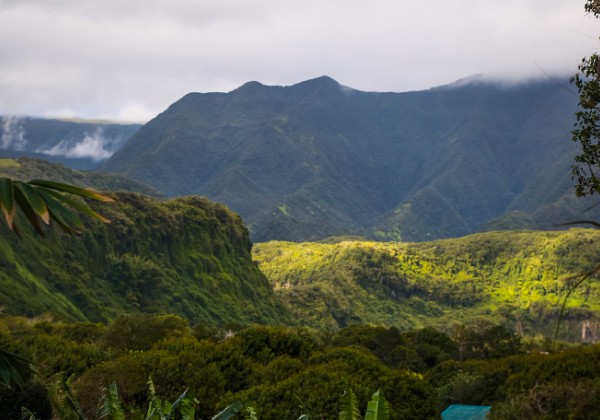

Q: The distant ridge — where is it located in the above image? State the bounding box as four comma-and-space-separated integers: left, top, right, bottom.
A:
0, 116, 141, 169
103, 76, 592, 242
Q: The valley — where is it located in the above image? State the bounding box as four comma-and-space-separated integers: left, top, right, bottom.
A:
0, 76, 599, 418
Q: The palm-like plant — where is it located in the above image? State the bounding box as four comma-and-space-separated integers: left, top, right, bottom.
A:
0, 177, 113, 386
0, 347, 33, 387
96, 377, 242, 420
0, 178, 113, 236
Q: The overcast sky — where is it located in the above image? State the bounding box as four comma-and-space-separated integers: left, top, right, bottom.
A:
0, 0, 598, 122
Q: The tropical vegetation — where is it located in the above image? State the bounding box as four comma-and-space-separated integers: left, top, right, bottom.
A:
0, 160, 287, 324
1, 316, 598, 418
253, 231, 600, 340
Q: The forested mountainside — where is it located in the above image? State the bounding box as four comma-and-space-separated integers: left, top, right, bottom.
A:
253, 229, 600, 341
0, 116, 141, 169
0, 177, 288, 324
102, 76, 590, 242
0, 158, 597, 342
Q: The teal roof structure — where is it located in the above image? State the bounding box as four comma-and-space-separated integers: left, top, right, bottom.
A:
441, 404, 491, 420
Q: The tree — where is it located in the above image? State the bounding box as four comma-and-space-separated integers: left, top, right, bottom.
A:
562, 0, 600, 344
571, 1, 600, 196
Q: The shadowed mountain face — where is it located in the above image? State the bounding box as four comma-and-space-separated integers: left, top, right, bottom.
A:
103, 76, 584, 242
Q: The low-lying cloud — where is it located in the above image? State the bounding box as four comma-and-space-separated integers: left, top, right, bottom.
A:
39, 128, 116, 162
0, 0, 597, 121
1, 116, 26, 150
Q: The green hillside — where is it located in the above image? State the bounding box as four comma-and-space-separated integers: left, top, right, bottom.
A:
0, 157, 161, 197
0, 187, 288, 325
0, 158, 597, 341
102, 77, 592, 242
253, 230, 600, 340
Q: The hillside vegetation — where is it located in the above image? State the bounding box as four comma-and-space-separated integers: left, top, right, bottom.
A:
0, 186, 288, 325
2, 315, 599, 419
253, 230, 600, 340
0, 157, 161, 197
103, 76, 594, 242
0, 158, 597, 342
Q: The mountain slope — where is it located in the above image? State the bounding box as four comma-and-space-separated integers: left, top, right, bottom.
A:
0, 157, 161, 197
0, 182, 288, 325
103, 76, 584, 242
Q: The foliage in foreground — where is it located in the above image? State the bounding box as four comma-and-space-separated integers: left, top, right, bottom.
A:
571, 0, 600, 197
1, 315, 598, 419
0, 174, 114, 388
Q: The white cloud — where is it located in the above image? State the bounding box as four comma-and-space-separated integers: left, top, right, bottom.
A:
1, 116, 26, 150
39, 129, 115, 161
0, 0, 598, 121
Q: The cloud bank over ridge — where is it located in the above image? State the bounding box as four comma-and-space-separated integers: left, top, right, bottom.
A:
0, 0, 597, 121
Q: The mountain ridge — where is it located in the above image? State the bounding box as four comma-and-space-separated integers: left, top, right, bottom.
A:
0, 116, 141, 169
102, 76, 588, 242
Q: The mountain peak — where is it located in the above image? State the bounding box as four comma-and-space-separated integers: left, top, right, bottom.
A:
230, 76, 348, 97
292, 76, 342, 91
232, 80, 268, 94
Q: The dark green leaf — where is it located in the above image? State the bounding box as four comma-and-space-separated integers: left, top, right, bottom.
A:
0, 178, 16, 229
28, 179, 113, 202
212, 400, 243, 420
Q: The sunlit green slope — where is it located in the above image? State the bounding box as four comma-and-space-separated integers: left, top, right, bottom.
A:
253, 230, 600, 339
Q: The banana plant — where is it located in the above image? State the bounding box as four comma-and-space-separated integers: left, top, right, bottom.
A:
338, 388, 390, 420
49, 374, 87, 420
338, 388, 360, 420
99, 382, 125, 420
364, 390, 389, 420
145, 376, 196, 420
211, 400, 243, 420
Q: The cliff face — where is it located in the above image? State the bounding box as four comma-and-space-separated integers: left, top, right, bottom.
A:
0, 191, 289, 325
